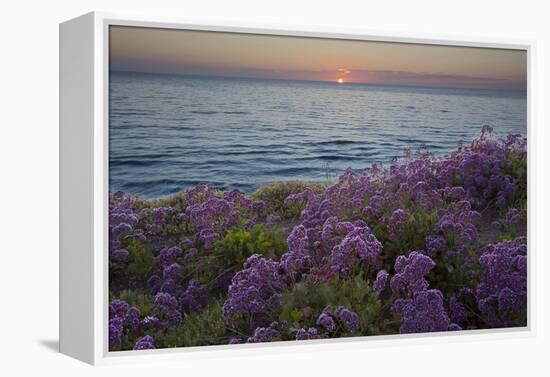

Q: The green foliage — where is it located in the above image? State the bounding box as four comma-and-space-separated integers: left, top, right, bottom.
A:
370, 206, 438, 269
505, 152, 527, 209
130, 191, 189, 213
278, 276, 399, 337
429, 249, 482, 297
126, 238, 155, 277
111, 290, 154, 317
252, 181, 326, 218
213, 224, 287, 272
181, 224, 288, 288
154, 300, 230, 348
149, 191, 188, 211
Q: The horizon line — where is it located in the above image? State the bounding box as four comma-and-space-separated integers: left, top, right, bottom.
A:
109, 69, 527, 92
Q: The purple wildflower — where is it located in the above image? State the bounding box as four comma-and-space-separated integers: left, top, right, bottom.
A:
111, 248, 129, 262
109, 317, 124, 347
179, 279, 208, 313
316, 312, 336, 333
247, 322, 281, 343
373, 270, 389, 294
476, 237, 527, 327
109, 299, 129, 318
390, 251, 436, 294
296, 327, 320, 340
334, 306, 360, 333
133, 335, 155, 350
162, 262, 181, 281
388, 209, 410, 237
392, 289, 459, 334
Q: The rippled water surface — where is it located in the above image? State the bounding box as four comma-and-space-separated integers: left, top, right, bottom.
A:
109, 71, 527, 198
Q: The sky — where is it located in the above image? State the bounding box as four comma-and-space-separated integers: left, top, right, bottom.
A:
110, 26, 527, 90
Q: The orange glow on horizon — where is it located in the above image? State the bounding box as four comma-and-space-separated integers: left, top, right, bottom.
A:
337, 78, 344, 84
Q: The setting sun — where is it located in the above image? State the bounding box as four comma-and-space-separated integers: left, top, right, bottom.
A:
337, 78, 344, 84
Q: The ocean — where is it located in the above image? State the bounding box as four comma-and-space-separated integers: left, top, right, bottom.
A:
109, 71, 527, 199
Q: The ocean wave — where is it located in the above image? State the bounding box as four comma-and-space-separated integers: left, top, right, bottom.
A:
189, 110, 218, 115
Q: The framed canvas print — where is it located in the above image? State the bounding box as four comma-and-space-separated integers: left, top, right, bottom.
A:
59, 12, 532, 365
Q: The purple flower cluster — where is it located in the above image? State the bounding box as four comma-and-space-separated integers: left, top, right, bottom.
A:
373, 269, 389, 294
247, 322, 282, 343
387, 209, 410, 237
316, 306, 360, 334
435, 200, 480, 250
295, 327, 320, 340
334, 306, 360, 333
133, 335, 155, 350
109, 317, 124, 347
185, 197, 233, 249
158, 246, 182, 269
109, 193, 139, 263
179, 279, 208, 314
223, 254, 288, 327
279, 224, 314, 278
316, 311, 336, 333
330, 223, 383, 277
424, 235, 447, 257
390, 252, 436, 294
476, 237, 527, 327
153, 292, 183, 329
163, 262, 181, 281
223, 216, 383, 332
392, 289, 459, 334
278, 216, 381, 283
147, 207, 176, 236
109, 298, 130, 318
183, 185, 267, 249
449, 294, 468, 326
459, 132, 525, 209
460, 151, 516, 209
492, 207, 522, 233
148, 245, 187, 299
108, 299, 143, 347
285, 188, 331, 224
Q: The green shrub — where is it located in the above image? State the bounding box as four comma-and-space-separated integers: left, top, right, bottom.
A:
252, 181, 326, 218
133, 191, 188, 212
110, 290, 154, 317
154, 300, 230, 348
370, 206, 439, 269
505, 152, 527, 209
185, 224, 288, 287
212, 224, 287, 273
126, 238, 155, 277
278, 276, 399, 337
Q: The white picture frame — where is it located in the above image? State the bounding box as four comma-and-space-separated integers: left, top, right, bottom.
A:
59, 11, 534, 365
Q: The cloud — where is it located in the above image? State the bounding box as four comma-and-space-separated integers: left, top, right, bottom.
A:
344, 69, 526, 89
337, 68, 351, 76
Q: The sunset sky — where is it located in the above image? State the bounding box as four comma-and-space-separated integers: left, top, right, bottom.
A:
110, 26, 527, 90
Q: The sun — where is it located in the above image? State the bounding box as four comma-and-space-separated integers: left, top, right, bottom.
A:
337, 78, 344, 84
